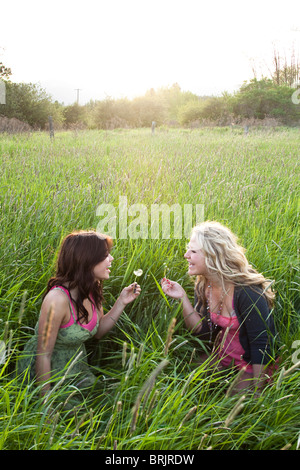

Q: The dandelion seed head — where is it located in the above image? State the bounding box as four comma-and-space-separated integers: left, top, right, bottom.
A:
134, 269, 143, 277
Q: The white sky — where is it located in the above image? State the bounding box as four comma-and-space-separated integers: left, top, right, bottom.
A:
1, 0, 300, 104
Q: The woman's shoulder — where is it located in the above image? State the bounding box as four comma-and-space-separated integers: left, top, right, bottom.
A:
234, 284, 264, 299
42, 286, 71, 309
39, 286, 73, 328
233, 284, 270, 317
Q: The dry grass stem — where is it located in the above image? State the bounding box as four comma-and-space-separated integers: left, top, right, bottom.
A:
274, 394, 293, 403
3, 321, 9, 344
49, 412, 60, 446
164, 317, 176, 356
95, 434, 105, 450
225, 366, 247, 397
42, 303, 54, 351
7, 329, 13, 358
283, 359, 300, 377
224, 395, 246, 428
178, 406, 197, 430
198, 434, 208, 450
89, 408, 94, 428
136, 343, 144, 367
0, 340, 6, 364
189, 348, 196, 365
122, 342, 127, 368
173, 340, 189, 351
63, 390, 78, 408
116, 401, 122, 412
211, 330, 223, 355
181, 370, 196, 396
130, 359, 169, 434
70, 411, 88, 438
146, 390, 159, 421
218, 326, 231, 352
280, 443, 292, 450
296, 432, 300, 450
18, 290, 27, 324
125, 352, 136, 381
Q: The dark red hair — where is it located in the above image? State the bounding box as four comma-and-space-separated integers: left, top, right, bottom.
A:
46, 230, 113, 323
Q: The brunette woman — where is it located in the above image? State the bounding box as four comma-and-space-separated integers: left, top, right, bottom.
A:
18, 230, 141, 396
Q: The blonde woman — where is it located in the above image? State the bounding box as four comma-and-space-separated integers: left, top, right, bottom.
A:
161, 221, 277, 393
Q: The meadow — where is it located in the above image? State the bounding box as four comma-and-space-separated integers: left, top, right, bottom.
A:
0, 126, 299, 451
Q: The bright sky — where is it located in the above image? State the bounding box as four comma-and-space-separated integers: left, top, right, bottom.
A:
1, 0, 299, 104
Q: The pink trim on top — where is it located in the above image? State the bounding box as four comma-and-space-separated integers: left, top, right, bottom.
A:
50, 286, 98, 332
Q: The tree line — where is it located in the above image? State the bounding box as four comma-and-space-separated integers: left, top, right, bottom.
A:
1, 60, 300, 131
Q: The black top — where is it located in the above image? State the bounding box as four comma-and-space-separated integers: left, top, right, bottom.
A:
194, 285, 277, 365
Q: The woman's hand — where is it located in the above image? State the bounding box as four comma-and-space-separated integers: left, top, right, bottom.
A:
161, 278, 202, 334
161, 278, 186, 300
118, 283, 141, 306
95, 284, 141, 339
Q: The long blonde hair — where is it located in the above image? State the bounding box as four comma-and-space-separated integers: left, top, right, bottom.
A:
192, 221, 275, 311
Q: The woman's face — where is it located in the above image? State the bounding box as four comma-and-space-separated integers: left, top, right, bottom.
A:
93, 253, 114, 280
184, 234, 207, 276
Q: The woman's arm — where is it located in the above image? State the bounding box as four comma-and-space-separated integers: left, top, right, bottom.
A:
252, 363, 269, 390
36, 291, 70, 396
181, 292, 204, 334
237, 286, 274, 365
161, 279, 203, 334
236, 286, 276, 389
94, 283, 141, 339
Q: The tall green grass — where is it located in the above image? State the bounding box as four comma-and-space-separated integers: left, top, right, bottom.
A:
0, 127, 299, 450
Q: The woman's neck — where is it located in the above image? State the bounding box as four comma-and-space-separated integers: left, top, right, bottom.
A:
205, 276, 233, 293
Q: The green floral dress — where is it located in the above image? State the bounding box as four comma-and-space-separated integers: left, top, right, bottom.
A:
17, 287, 100, 391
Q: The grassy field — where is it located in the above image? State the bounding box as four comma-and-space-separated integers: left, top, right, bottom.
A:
0, 126, 299, 451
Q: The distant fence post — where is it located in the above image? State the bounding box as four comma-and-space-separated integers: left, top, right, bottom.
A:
49, 115, 54, 138
152, 121, 156, 135
0, 80, 6, 105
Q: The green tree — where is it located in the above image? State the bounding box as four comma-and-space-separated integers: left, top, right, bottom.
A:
200, 94, 234, 124
232, 78, 300, 124
0, 81, 64, 128
92, 98, 117, 129
177, 100, 205, 125
131, 90, 167, 127
156, 83, 199, 122
63, 103, 87, 127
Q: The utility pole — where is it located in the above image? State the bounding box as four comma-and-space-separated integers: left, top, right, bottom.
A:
74, 88, 82, 104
